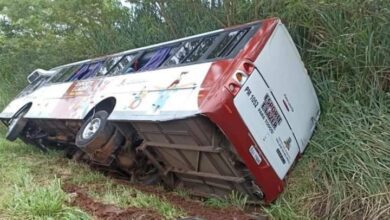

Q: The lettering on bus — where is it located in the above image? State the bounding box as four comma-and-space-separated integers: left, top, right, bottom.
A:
243, 86, 282, 134
244, 86, 259, 108
276, 148, 286, 164
261, 94, 282, 130
276, 137, 291, 164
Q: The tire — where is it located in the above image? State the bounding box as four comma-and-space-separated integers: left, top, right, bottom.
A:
75, 110, 114, 153
6, 110, 28, 141
93, 129, 125, 163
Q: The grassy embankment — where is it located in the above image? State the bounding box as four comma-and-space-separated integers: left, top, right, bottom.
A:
0, 139, 185, 219
0, 0, 389, 219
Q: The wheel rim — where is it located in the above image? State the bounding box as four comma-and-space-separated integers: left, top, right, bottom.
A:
82, 118, 101, 140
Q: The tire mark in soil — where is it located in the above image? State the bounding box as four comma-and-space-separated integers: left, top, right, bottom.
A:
63, 183, 162, 220
113, 180, 267, 220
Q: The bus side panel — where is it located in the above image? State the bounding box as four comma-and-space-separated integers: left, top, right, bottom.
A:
0, 97, 33, 119
0, 80, 75, 120
22, 63, 211, 121
107, 63, 212, 121
25, 81, 99, 119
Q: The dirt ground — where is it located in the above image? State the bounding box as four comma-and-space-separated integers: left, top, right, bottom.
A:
63, 179, 266, 220
119, 181, 262, 220
64, 184, 162, 220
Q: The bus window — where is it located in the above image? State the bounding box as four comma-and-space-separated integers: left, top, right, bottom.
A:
221, 28, 249, 56
50, 65, 82, 83
67, 61, 104, 81
96, 55, 123, 76
109, 47, 176, 75
107, 54, 136, 76
138, 47, 172, 71
163, 39, 202, 66
207, 28, 249, 59
184, 36, 217, 63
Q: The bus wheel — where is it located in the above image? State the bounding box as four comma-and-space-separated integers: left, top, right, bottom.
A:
75, 110, 114, 153
6, 109, 28, 141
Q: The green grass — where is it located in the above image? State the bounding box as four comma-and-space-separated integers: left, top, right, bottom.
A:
91, 184, 185, 219
0, 139, 90, 219
7, 178, 90, 219
0, 139, 185, 219
204, 191, 248, 210
173, 188, 190, 198
263, 102, 390, 219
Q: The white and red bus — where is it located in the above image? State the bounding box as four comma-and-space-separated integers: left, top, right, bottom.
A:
0, 18, 320, 203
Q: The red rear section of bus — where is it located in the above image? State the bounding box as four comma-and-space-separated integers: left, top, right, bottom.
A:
199, 18, 320, 202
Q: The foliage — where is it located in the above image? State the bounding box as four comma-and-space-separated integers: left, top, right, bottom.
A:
0, 0, 389, 219
0, 139, 91, 219
0, 138, 184, 219
204, 191, 248, 210
93, 184, 185, 219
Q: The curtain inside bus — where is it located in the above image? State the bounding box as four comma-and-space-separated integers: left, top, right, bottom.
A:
66, 61, 103, 81
138, 47, 171, 71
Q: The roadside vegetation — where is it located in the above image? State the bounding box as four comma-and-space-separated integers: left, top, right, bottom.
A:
0, 139, 90, 219
0, 139, 185, 219
0, 0, 389, 219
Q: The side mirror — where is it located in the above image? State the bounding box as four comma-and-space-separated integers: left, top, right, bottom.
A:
27, 69, 57, 84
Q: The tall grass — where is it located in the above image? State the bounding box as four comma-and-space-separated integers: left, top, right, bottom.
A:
259, 0, 390, 218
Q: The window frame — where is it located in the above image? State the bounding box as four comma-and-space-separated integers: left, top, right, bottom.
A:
43, 22, 261, 85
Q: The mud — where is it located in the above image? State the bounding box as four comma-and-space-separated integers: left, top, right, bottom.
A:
61, 166, 266, 220
114, 179, 267, 220
63, 184, 162, 220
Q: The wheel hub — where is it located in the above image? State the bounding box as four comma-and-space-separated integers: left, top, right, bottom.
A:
82, 118, 101, 139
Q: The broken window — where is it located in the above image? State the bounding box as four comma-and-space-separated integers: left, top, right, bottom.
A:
207, 28, 249, 59
96, 56, 123, 76
163, 40, 202, 66
106, 54, 136, 76
183, 36, 217, 63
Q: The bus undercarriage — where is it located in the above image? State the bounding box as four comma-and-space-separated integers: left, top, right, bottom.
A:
15, 114, 263, 202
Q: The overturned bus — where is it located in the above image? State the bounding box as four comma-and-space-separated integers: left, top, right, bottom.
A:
0, 18, 320, 203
